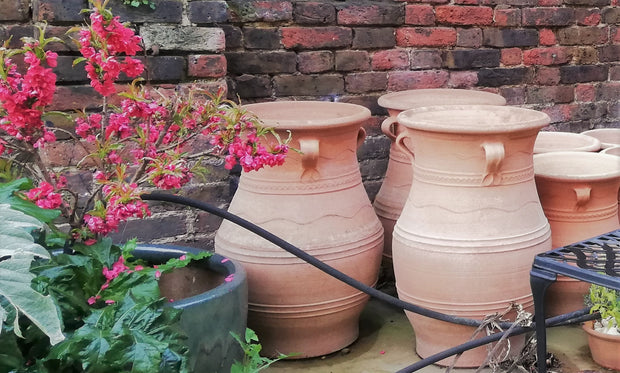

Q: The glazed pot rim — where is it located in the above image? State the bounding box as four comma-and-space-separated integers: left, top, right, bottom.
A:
378, 89, 506, 111
396, 105, 549, 134
242, 101, 371, 129
534, 131, 602, 153
582, 320, 620, 341
533, 151, 620, 180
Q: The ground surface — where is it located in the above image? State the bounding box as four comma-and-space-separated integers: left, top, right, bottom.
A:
265, 285, 608, 373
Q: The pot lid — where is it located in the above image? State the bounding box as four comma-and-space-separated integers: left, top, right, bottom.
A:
243, 101, 371, 129
378, 89, 506, 111
396, 105, 549, 134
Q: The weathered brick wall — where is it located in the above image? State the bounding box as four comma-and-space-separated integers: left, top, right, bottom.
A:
1, 0, 618, 246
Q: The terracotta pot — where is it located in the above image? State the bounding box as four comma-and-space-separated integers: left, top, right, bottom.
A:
534, 152, 620, 317
392, 105, 551, 367
534, 131, 601, 154
581, 128, 620, 149
600, 146, 620, 222
582, 320, 620, 370
374, 89, 506, 263
215, 101, 384, 358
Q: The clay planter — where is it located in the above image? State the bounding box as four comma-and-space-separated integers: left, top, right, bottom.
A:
581, 128, 620, 149
374, 89, 506, 263
83, 244, 248, 373
392, 105, 551, 367
215, 101, 384, 358
533, 152, 620, 317
582, 320, 620, 370
534, 131, 601, 154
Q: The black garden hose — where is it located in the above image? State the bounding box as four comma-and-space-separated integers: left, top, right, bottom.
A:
141, 193, 596, 371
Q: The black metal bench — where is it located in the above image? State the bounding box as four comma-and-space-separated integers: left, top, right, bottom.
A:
530, 229, 620, 373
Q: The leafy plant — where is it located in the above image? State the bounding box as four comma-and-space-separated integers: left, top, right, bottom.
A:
587, 284, 620, 334
0, 180, 209, 372
230, 328, 291, 373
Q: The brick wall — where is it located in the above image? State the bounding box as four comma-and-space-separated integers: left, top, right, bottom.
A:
1, 0, 618, 246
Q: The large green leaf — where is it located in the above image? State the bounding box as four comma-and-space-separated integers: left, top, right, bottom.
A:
0, 252, 65, 345
0, 204, 50, 259
0, 179, 60, 223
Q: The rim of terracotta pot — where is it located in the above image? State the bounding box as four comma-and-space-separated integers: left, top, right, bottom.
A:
133, 244, 246, 309
377, 89, 506, 111
396, 105, 549, 134
601, 146, 620, 156
533, 151, 620, 181
534, 131, 602, 153
580, 128, 620, 149
242, 101, 371, 129
582, 320, 620, 342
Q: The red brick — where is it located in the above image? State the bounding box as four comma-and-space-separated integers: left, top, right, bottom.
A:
557, 27, 608, 46
575, 83, 597, 102
436, 5, 493, 26
538, 0, 563, 5
522, 8, 574, 26
298, 51, 334, 73
49, 85, 104, 111
454, 0, 495, 4
501, 48, 522, 66
493, 8, 521, 27
387, 70, 449, 91
575, 9, 602, 26
523, 47, 571, 65
344, 72, 388, 93
457, 28, 482, 47
499, 87, 526, 105
281, 27, 352, 49
335, 50, 370, 71
396, 27, 457, 47
410, 50, 442, 69
447, 71, 478, 88
371, 50, 409, 70
539, 29, 557, 45
541, 104, 576, 124
188, 55, 227, 78
337, 3, 404, 25
526, 85, 574, 104
534, 67, 561, 85
405, 5, 435, 25
0, 0, 29, 21
612, 26, 620, 44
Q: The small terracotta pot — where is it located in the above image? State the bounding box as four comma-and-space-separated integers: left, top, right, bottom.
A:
534, 152, 620, 316
374, 89, 506, 263
582, 320, 620, 370
581, 128, 620, 149
534, 131, 601, 154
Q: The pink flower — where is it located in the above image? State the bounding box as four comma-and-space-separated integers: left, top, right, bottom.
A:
179, 255, 186, 261
25, 182, 63, 209
155, 270, 161, 279
105, 299, 115, 305
225, 274, 234, 283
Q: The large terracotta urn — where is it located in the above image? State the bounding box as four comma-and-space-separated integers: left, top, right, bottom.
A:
391, 105, 551, 367
214, 101, 384, 358
374, 89, 506, 263
600, 146, 620, 222
533, 151, 620, 316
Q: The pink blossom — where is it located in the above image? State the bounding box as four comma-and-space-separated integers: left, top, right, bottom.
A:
225, 274, 234, 283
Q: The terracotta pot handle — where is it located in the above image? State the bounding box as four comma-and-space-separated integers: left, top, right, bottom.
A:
300, 138, 319, 170
395, 132, 415, 162
574, 186, 591, 208
381, 117, 398, 141
481, 142, 505, 186
356, 127, 367, 149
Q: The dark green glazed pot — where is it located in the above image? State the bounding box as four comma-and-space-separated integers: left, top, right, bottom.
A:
134, 244, 248, 373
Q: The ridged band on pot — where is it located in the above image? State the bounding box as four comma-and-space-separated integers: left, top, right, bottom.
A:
130, 244, 247, 373
599, 146, 620, 222
391, 105, 551, 367
374, 89, 506, 262
533, 152, 620, 317
215, 101, 384, 359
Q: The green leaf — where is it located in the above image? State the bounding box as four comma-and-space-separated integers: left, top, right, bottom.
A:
0, 252, 65, 345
